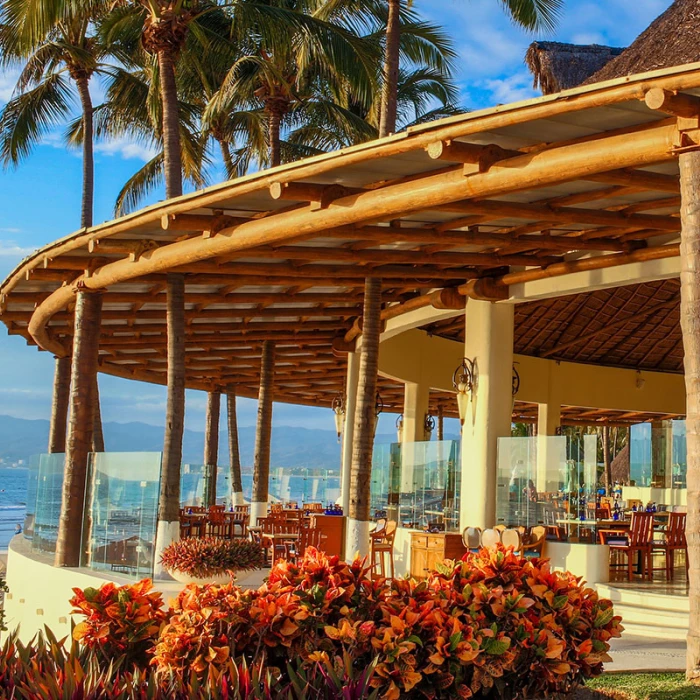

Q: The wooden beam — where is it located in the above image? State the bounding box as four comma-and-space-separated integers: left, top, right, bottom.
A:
426, 140, 519, 171
645, 88, 700, 119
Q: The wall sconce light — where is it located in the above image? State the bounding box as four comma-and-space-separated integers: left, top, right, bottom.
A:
374, 392, 384, 437
331, 392, 345, 443
424, 413, 436, 441
396, 414, 404, 443
452, 357, 475, 425
635, 370, 645, 390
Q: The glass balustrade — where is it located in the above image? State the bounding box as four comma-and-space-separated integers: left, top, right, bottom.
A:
31, 453, 65, 554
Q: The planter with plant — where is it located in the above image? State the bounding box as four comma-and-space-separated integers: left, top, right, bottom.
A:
160, 537, 265, 585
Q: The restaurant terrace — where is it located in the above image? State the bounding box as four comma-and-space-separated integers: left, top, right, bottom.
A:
3, 61, 700, 641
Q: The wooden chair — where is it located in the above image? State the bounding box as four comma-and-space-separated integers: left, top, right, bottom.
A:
371, 518, 387, 534
462, 527, 482, 552
608, 512, 654, 581
480, 528, 501, 549
652, 511, 688, 580
370, 520, 397, 579
523, 526, 546, 558
207, 511, 231, 539
289, 524, 323, 562
595, 504, 612, 520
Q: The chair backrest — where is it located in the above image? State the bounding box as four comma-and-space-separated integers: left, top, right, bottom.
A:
210, 504, 225, 513
494, 524, 507, 533
462, 526, 482, 549
530, 525, 546, 542
629, 511, 654, 546
595, 505, 611, 520
383, 521, 397, 546
501, 528, 522, 551
298, 525, 322, 557
666, 512, 687, 547
233, 504, 249, 514
374, 518, 387, 534
480, 528, 501, 549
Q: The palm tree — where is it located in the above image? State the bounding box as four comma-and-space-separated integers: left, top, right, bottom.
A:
378, 0, 563, 136
0, 0, 111, 228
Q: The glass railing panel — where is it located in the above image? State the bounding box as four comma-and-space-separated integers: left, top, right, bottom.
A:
32, 453, 65, 554
630, 423, 652, 487
181, 464, 227, 506
23, 454, 40, 539
672, 419, 687, 488
83, 452, 161, 579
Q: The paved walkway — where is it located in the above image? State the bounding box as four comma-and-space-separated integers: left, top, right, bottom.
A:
607, 635, 686, 672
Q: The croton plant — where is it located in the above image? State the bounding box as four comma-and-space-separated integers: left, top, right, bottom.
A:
64, 545, 622, 699
160, 536, 265, 578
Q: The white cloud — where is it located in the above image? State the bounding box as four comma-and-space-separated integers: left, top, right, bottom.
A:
95, 136, 158, 162
0, 240, 35, 257
479, 72, 538, 105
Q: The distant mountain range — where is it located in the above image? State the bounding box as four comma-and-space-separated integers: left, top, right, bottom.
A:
0, 414, 416, 470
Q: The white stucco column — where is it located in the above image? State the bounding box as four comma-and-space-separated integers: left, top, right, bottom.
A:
459, 300, 514, 530
536, 400, 561, 492
402, 382, 430, 443
340, 350, 360, 514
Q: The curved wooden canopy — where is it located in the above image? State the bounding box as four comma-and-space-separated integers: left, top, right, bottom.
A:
2, 63, 700, 413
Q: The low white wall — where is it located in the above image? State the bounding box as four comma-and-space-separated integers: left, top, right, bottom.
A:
622, 486, 687, 507
3, 537, 184, 643
544, 541, 610, 584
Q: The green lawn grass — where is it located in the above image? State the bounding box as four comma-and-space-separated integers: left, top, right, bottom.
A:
587, 673, 700, 699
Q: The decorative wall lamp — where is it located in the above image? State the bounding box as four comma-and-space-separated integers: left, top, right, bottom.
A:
452, 357, 475, 425
512, 362, 521, 410
331, 392, 345, 443
396, 414, 404, 443
424, 413, 436, 441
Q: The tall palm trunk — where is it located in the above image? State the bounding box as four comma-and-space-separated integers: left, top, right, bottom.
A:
158, 50, 183, 198
227, 389, 245, 506
218, 138, 235, 178
48, 356, 71, 454
74, 74, 94, 228
346, 277, 381, 559
203, 391, 221, 507
55, 291, 102, 568
91, 374, 104, 452
680, 150, 700, 680
267, 107, 282, 168
379, 0, 401, 138
154, 273, 186, 576
250, 341, 275, 526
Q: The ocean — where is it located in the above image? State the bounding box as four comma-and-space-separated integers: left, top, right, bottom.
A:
0, 468, 27, 550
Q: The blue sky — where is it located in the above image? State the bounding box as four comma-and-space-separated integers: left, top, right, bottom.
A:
0, 0, 671, 434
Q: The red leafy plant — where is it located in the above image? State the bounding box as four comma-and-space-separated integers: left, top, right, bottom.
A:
148, 546, 623, 699
160, 536, 265, 578
70, 578, 169, 666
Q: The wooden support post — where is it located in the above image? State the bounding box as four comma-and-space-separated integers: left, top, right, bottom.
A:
48, 356, 71, 454
345, 278, 381, 560
154, 273, 186, 578
227, 389, 245, 506
91, 375, 104, 453
203, 391, 221, 507
437, 403, 444, 442
250, 341, 275, 526
54, 290, 102, 568
679, 149, 700, 680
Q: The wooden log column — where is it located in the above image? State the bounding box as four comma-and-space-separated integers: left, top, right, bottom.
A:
54, 290, 102, 568
48, 356, 71, 454
679, 149, 700, 680
227, 389, 245, 506
203, 391, 221, 507
345, 277, 381, 560
154, 273, 186, 577
250, 341, 275, 526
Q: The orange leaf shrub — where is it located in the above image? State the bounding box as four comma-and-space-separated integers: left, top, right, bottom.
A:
149, 546, 623, 699
70, 578, 169, 667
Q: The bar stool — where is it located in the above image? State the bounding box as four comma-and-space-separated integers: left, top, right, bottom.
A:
370, 520, 396, 579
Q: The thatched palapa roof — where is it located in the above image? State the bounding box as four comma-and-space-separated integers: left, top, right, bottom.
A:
525, 42, 624, 95
585, 0, 700, 84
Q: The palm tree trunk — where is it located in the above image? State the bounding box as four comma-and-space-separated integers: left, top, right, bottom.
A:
346, 277, 381, 559
379, 0, 401, 138
55, 291, 102, 568
267, 108, 282, 168
250, 341, 275, 526
680, 150, 700, 680
603, 425, 611, 496
218, 138, 235, 179
74, 75, 94, 229
437, 403, 444, 441
203, 391, 221, 507
154, 273, 185, 577
227, 389, 245, 506
157, 50, 183, 199
48, 356, 71, 454
91, 374, 104, 452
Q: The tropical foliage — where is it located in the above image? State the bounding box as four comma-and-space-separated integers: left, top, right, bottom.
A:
160, 536, 265, 578
0, 572, 8, 632
58, 546, 622, 699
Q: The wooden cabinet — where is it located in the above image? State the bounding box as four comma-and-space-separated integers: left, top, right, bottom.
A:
310, 515, 345, 559
410, 532, 467, 579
